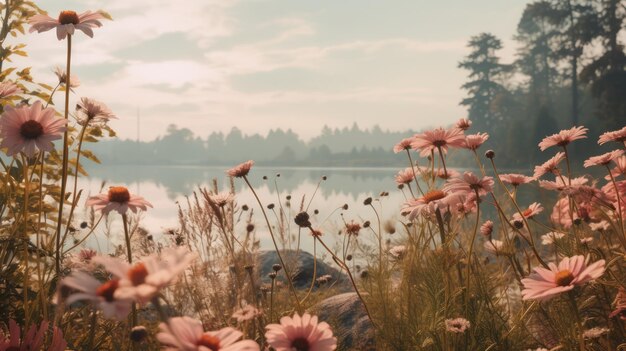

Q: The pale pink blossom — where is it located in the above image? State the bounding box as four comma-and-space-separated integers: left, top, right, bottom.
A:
265, 313, 336, 351
85, 186, 152, 215
513, 202, 544, 221
463, 132, 489, 150
59, 271, 131, 320
0, 101, 67, 157
533, 152, 565, 179
93, 247, 197, 304
0, 81, 22, 98
541, 232, 564, 245
480, 220, 493, 237
443, 171, 494, 197
539, 176, 588, 191
499, 173, 534, 187
394, 167, 415, 185
232, 305, 261, 323
589, 221, 610, 232
0, 320, 66, 351
65, 248, 98, 271
521, 255, 605, 301
598, 126, 626, 145
584, 150, 625, 168
389, 245, 407, 259
411, 127, 466, 157
227, 160, 254, 178
455, 118, 472, 131
580, 237, 594, 244
435, 168, 460, 180
454, 191, 478, 217
54, 66, 80, 88
393, 137, 414, 153
401, 189, 462, 220
445, 318, 470, 333
208, 191, 235, 207
29, 10, 109, 40
538, 126, 588, 151
158, 317, 259, 351
77, 97, 116, 125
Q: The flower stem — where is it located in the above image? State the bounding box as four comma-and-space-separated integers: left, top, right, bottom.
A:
55, 34, 72, 276
122, 214, 137, 327
242, 176, 302, 312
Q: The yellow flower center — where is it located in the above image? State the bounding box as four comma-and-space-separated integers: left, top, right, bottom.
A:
555, 269, 575, 287
108, 186, 130, 203
128, 263, 149, 286
95, 279, 119, 302
19, 120, 44, 140
422, 190, 446, 203
58, 10, 79, 25
197, 334, 220, 351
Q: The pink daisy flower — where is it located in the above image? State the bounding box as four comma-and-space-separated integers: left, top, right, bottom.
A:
533, 152, 565, 179
463, 132, 489, 150
65, 248, 98, 271
598, 126, 626, 145
0, 101, 67, 157
0, 320, 66, 351
85, 186, 152, 215
443, 171, 494, 196
227, 160, 254, 178
521, 255, 605, 301
401, 189, 462, 220
54, 66, 80, 89
29, 10, 109, 40
93, 247, 197, 304
480, 220, 493, 237
411, 127, 466, 157
584, 149, 625, 168
499, 173, 534, 187
232, 305, 261, 323
393, 137, 414, 153
512, 202, 544, 221
538, 126, 588, 151
157, 317, 259, 351
394, 167, 415, 185
59, 271, 131, 320
606, 156, 626, 180
539, 176, 588, 191
265, 313, 337, 351
207, 191, 235, 207
0, 81, 22, 98
77, 97, 116, 125
445, 318, 470, 333
541, 232, 565, 245
455, 118, 472, 131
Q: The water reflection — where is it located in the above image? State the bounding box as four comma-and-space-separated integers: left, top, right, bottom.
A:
79, 164, 562, 253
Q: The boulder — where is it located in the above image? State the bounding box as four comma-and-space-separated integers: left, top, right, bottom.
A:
257, 250, 350, 291
314, 292, 376, 350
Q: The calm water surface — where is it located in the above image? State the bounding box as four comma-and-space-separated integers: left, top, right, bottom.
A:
79, 164, 553, 254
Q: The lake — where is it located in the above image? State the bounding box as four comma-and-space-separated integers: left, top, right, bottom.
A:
78, 163, 569, 254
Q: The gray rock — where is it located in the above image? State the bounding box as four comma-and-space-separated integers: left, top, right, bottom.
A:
257, 250, 350, 291
315, 292, 376, 350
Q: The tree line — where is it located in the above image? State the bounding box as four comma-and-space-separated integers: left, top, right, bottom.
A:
459, 0, 625, 166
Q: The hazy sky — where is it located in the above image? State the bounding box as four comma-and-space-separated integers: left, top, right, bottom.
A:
17, 0, 528, 141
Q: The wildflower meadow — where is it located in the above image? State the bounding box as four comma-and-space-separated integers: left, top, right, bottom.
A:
0, 2, 626, 351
